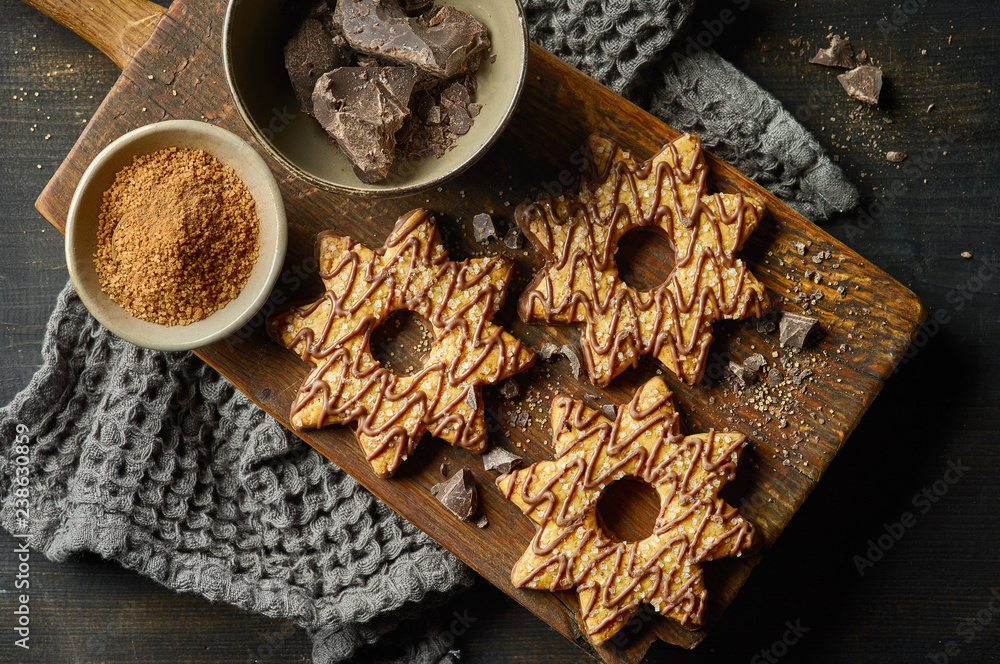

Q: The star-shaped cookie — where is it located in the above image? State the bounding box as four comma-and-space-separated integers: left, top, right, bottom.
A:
269, 209, 535, 477
497, 376, 755, 645
516, 133, 770, 385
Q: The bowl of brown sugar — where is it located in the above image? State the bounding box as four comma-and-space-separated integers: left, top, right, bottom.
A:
66, 120, 287, 351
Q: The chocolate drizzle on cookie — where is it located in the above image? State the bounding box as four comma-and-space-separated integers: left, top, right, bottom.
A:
268, 209, 535, 477
497, 377, 755, 644
516, 133, 770, 386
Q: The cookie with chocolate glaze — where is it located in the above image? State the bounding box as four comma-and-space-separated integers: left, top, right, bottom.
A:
516, 133, 770, 386
497, 376, 755, 645
269, 209, 535, 477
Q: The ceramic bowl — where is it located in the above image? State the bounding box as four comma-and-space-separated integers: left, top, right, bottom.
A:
223, 0, 529, 197
65, 120, 287, 351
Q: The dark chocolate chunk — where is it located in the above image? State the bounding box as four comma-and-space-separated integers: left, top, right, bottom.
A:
284, 18, 348, 115
482, 445, 522, 474
838, 65, 883, 105
755, 316, 777, 334
514, 410, 530, 428
744, 353, 767, 373
809, 35, 856, 68
334, 0, 490, 79
472, 213, 497, 243
312, 65, 416, 183
779, 312, 819, 350
448, 105, 472, 135
426, 104, 442, 124
431, 468, 477, 520
503, 226, 524, 249
440, 81, 471, 108
464, 388, 477, 411
600, 404, 617, 420
467, 102, 481, 117
476, 515, 489, 528
791, 240, 807, 256
498, 379, 519, 399
399, 0, 433, 14
728, 360, 756, 386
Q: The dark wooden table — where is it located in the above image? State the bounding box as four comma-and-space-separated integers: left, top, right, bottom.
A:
2, 0, 998, 662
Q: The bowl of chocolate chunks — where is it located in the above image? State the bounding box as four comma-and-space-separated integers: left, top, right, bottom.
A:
223, 0, 528, 197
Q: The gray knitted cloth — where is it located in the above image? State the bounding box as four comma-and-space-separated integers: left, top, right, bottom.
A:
0, 2, 857, 663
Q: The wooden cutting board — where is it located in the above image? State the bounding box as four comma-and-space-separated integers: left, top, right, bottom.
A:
27, 0, 926, 661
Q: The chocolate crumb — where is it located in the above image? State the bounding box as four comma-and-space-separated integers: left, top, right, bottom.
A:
838, 65, 883, 105
538, 343, 560, 361
886, 151, 907, 163
503, 226, 524, 249
515, 410, 530, 428
791, 241, 807, 256
472, 213, 497, 243
767, 369, 783, 387
809, 35, 856, 68
476, 515, 488, 528
779, 311, 819, 350
744, 353, 767, 373
465, 388, 477, 411
482, 445, 522, 474
600, 404, 617, 420
440, 462, 449, 476
431, 468, 477, 521
499, 380, 519, 399
961, 251, 973, 259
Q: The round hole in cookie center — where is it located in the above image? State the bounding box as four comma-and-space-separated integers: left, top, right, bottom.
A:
597, 478, 661, 543
615, 227, 674, 291
370, 310, 434, 377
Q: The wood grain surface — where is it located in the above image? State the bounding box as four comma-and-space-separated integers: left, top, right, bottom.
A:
2, 0, 998, 663
22, 0, 927, 660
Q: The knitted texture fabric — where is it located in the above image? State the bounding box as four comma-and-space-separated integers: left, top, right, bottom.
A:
0, 2, 858, 662
0, 283, 474, 664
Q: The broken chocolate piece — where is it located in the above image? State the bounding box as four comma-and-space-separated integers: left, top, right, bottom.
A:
838, 66, 883, 105
431, 468, 477, 520
284, 18, 348, 115
514, 410, 530, 429
600, 404, 617, 420
791, 240, 807, 256
744, 353, 767, 373
312, 65, 416, 183
449, 105, 472, 135
472, 213, 497, 243
482, 445, 522, 474
809, 35, 856, 68
476, 515, 489, 528
538, 342, 560, 361
503, 226, 524, 249
464, 388, 477, 411
886, 151, 907, 163
335, 0, 490, 79
755, 316, 777, 334
779, 311, 819, 349
560, 344, 582, 379
498, 379, 519, 399
728, 361, 756, 386
767, 368, 783, 387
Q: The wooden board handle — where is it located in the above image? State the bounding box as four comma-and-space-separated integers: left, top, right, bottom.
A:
21, 0, 166, 69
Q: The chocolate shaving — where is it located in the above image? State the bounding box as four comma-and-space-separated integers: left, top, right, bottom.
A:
538, 343, 560, 360
560, 344, 582, 379
431, 468, 477, 520
482, 445, 522, 474
779, 312, 819, 350
809, 35, 856, 69
838, 66, 883, 105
